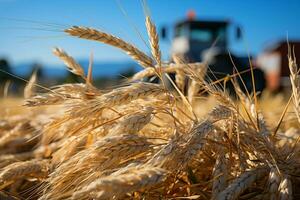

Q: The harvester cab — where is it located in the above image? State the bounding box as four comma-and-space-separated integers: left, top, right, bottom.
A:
169, 19, 234, 62
161, 11, 265, 94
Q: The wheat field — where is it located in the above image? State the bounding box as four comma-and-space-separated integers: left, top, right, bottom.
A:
0, 14, 299, 200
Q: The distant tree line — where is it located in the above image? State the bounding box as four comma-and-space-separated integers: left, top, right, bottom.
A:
0, 58, 136, 96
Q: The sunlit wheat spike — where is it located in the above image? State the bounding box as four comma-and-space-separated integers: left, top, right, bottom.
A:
257, 112, 271, 136
71, 166, 167, 199
24, 70, 37, 99
42, 134, 153, 199
212, 150, 228, 199
288, 47, 300, 124
148, 105, 230, 170
173, 55, 186, 92
0, 159, 49, 189
24, 83, 101, 106
24, 92, 68, 107
175, 120, 217, 169
69, 82, 167, 119
0, 153, 35, 169
188, 80, 200, 105
146, 16, 161, 67
187, 63, 208, 104
186, 62, 208, 83
65, 26, 154, 68
0, 140, 59, 168
51, 135, 87, 165
130, 62, 204, 81
267, 166, 281, 200
146, 135, 180, 169
53, 47, 85, 78
278, 174, 293, 200
109, 106, 154, 135
208, 105, 233, 122
0, 122, 32, 148
52, 83, 101, 98
216, 167, 268, 200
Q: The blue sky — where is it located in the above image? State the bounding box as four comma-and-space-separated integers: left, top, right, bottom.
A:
0, 0, 299, 66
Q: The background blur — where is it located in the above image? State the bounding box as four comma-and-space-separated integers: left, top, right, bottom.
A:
0, 0, 300, 92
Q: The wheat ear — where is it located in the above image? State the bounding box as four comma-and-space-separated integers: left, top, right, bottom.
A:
53, 47, 85, 78
71, 167, 167, 199
109, 107, 153, 135
278, 174, 293, 200
267, 166, 281, 200
173, 55, 186, 92
69, 82, 166, 120
65, 26, 154, 68
24, 83, 101, 106
43, 134, 153, 199
24, 70, 37, 99
216, 167, 268, 200
131, 62, 204, 81
145, 16, 161, 67
212, 150, 228, 199
288, 47, 300, 124
0, 160, 49, 189
148, 105, 232, 170
188, 63, 207, 104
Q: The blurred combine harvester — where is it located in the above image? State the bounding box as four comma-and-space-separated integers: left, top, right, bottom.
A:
257, 41, 300, 92
161, 10, 299, 93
